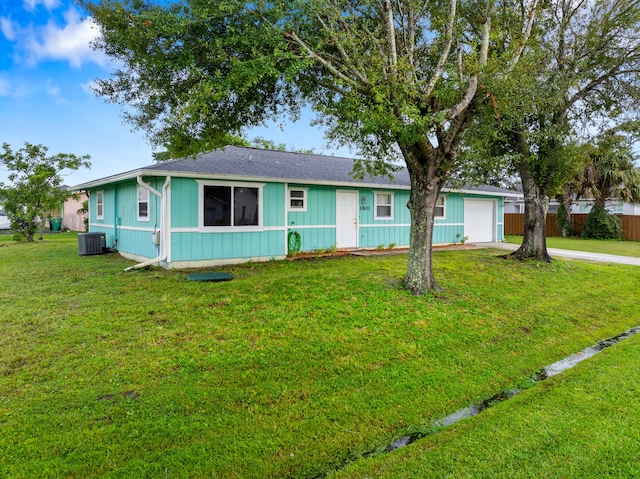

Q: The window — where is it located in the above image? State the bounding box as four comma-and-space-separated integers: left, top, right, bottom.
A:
288, 188, 307, 211
96, 190, 104, 220
435, 195, 446, 219
137, 186, 149, 221
202, 184, 260, 227
374, 192, 394, 220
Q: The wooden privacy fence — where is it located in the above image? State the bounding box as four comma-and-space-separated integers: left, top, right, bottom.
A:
504, 213, 640, 241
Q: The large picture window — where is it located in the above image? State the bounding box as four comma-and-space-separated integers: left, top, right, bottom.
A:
203, 184, 260, 227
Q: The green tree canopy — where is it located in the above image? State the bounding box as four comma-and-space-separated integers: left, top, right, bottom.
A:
476, 0, 640, 260
0, 143, 91, 241
82, 0, 540, 294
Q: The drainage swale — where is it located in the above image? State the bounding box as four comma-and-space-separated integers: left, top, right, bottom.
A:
321, 325, 640, 477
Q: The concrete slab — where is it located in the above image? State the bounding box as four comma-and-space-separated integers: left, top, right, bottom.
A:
477, 242, 640, 266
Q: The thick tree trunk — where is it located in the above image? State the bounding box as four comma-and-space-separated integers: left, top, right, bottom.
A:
404, 172, 442, 295
512, 162, 552, 262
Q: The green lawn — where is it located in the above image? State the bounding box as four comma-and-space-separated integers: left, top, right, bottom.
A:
505, 234, 640, 257
1, 233, 639, 478
335, 333, 640, 478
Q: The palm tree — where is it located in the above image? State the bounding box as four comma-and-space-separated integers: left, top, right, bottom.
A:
579, 134, 640, 208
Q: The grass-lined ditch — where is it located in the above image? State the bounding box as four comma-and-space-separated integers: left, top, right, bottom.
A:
1, 234, 639, 478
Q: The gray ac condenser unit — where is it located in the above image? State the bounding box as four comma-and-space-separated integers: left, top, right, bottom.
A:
78, 232, 107, 255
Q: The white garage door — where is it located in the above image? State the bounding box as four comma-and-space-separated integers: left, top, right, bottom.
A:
464, 199, 495, 243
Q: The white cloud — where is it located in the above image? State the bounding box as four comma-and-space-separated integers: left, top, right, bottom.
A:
46, 81, 61, 98
0, 75, 10, 96
0, 17, 16, 41
24, 8, 109, 68
23, 0, 61, 11
81, 79, 98, 94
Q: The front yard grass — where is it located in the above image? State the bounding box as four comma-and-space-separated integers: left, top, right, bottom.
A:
505, 234, 640, 257
1, 233, 639, 478
335, 332, 640, 478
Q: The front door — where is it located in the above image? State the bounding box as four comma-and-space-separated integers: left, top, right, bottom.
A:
336, 190, 358, 248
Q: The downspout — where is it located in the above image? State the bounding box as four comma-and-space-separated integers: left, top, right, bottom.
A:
125, 176, 171, 271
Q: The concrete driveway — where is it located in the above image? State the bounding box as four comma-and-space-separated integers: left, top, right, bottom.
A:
478, 242, 640, 266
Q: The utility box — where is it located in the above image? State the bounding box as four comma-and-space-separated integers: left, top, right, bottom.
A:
151, 230, 161, 245
78, 232, 106, 255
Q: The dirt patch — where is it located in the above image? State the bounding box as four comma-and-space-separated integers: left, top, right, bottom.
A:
289, 244, 478, 260
352, 244, 478, 257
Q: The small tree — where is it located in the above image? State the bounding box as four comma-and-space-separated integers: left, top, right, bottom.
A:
582, 205, 623, 240
77, 199, 89, 232
0, 143, 91, 241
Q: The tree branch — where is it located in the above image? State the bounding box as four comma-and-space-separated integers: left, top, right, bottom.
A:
383, 0, 398, 72
286, 30, 361, 90
446, 5, 491, 122
424, 0, 456, 98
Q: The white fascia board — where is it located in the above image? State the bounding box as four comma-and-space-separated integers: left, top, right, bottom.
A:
72, 170, 147, 190
442, 187, 522, 198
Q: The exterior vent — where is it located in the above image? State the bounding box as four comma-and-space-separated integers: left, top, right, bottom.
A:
78, 232, 107, 256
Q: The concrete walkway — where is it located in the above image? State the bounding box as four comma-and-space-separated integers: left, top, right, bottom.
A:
478, 242, 640, 266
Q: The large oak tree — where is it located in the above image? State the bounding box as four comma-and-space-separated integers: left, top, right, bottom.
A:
482, 0, 640, 261
81, 0, 538, 294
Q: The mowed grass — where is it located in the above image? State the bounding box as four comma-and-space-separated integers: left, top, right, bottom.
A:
505, 234, 640, 257
335, 333, 640, 478
1, 233, 640, 478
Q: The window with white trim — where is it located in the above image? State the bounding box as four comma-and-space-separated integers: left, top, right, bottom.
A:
96, 190, 104, 220
288, 187, 307, 211
202, 183, 261, 227
374, 192, 394, 220
435, 195, 446, 219
137, 186, 150, 221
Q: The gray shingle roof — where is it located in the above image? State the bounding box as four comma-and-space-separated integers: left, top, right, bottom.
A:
74, 145, 519, 196
144, 146, 410, 186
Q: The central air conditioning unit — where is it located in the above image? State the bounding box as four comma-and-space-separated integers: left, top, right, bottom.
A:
78, 232, 107, 256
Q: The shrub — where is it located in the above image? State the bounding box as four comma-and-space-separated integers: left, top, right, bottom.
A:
581, 205, 622, 240
555, 203, 573, 236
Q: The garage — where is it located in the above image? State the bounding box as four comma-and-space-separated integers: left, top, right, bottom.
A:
464, 199, 496, 243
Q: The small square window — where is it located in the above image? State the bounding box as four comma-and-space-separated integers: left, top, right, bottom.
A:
375, 192, 394, 220
288, 188, 307, 211
96, 190, 104, 220
137, 186, 149, 221
435, 195, 446, 219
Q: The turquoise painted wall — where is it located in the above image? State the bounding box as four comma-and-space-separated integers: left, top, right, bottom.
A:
288, 184, 335, 227
171, 230, 284, 261
89, 175, 505, 264
89, 179, 164, 259
169, 178, 286, 261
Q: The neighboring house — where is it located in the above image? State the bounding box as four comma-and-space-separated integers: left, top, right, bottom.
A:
504, 196, 640, 215
0, 209, 10, 230
73, 146, 518, 269
61, 188, 88, 231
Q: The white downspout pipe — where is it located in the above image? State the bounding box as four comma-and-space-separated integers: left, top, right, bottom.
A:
125, 176, 171, 271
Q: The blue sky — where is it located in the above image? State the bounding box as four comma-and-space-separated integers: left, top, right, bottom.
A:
0, 0, 351, 187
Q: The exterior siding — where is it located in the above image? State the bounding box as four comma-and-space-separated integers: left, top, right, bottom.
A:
169, 178, 286, 263
171, 230, 284, 261
87, 174, 506, 267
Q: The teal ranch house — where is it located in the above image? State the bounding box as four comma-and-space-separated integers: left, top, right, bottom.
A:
73, 146, 518, 269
